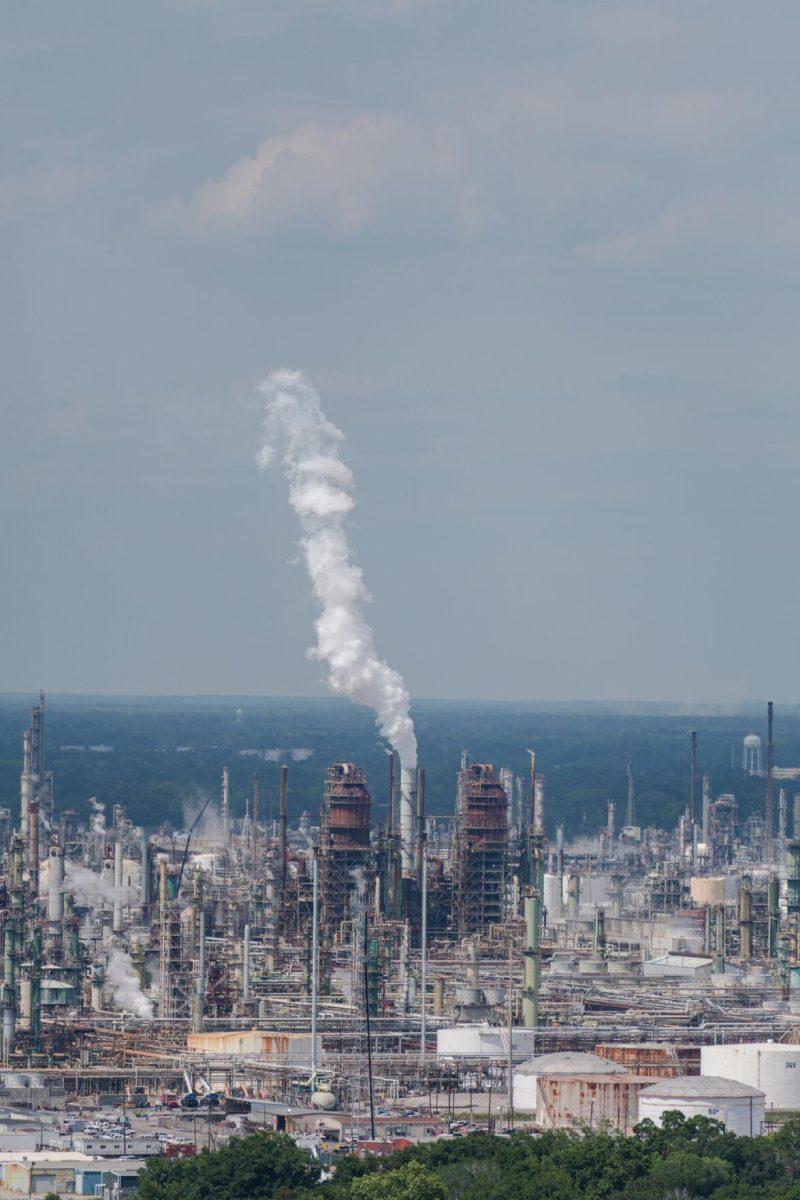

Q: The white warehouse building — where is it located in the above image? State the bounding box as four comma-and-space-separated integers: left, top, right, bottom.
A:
701, 1043, 800, 1111
638, 1076, 766, 1136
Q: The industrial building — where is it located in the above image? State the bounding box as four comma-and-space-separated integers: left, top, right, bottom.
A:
0, 691, 795, 1165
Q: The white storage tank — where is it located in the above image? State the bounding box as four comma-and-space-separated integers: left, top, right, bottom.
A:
701, 1043, 800, 1111
638, 1076, 765, 1136
437, 1025, 537, 1061
513, 1050, 627, 1113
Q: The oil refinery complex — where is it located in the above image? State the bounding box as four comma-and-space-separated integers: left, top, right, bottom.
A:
0, 691, 798, 1181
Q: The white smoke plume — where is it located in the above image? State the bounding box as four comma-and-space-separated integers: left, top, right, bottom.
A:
291, 747, 313, 762
258, 369, 417, 768
105, 948, 153, 1019
88, 797, 106, 836
64, 863, 132, 908
181, 793, 224, 843
349, 865, 367, 899
264, 748, 284, 762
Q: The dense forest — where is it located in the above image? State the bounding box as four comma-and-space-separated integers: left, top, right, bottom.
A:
136, 1117, 800, 1200
0, 694, 792, 839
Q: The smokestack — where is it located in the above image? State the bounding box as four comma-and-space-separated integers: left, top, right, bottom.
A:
47, 837, 64, 927
20, 732, 31, 841
387, 752, 395, 833
702, 774, 711, 844
279, 766, 288, 895
534, 773, 544, 835
625, 761, 636, 828
158, 858, 168, 922
399, 766, 417, 874
243, 923, 250, 1003
766, 701, 775, 858
689, 730, 697, 823
102, 849, 114, 915
91, 963, 104, 1013
113, 838, 124, 934
567, 872, 581, 920
739, 877, 753, 961
252, 774, 260, 878
415, 768, 426, 886
27, 800, 39, 898
193, 909, 205, 1033
140, 833, 151, 913
221, 766, 230, 844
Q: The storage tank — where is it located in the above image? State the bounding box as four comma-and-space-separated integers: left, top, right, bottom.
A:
701, 1043, 800, 1111
513, 1050, 627, 1113
638, 1076, 765, 1135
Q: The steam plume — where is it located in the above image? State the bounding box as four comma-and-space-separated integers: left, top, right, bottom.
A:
64, 863, 132, 908
105, 948, 153, 1019
258, 370, 417, 768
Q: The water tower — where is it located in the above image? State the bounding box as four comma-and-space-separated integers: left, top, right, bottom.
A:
742, 733, 762, 776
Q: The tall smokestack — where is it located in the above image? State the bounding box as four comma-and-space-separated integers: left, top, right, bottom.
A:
47, 837, 64, 927
689, 730, 697, 824
278, 766, 288, 895
415, 768, 426, 885
140, 833, 151, 913
399, 767, 417, 874
27, 799, 39, 897
387, 752, 395, 833
766, 701, 775, 858
221, 767, 230, 844
113, 838, 124, 934
252, 774, 260, 877
625, 761, 636, 828
20, 732, 31, 842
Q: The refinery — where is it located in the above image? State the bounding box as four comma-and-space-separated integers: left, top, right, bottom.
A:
0, 686, 796, 1189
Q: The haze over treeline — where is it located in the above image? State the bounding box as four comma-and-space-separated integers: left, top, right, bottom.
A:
0, 695, 783, 838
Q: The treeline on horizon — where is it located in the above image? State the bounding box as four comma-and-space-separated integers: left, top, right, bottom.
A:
0, 695, 784, 839
136, 1116, 800, 1200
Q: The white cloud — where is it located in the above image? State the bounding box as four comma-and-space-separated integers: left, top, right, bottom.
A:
162, 114, 483, 241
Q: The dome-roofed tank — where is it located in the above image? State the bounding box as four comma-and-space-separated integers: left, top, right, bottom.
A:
638, 1075, 765, 1136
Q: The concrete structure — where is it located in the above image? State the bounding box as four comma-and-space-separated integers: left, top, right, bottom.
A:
638, 1076, 766, 1135
701, 1043, 800, 1111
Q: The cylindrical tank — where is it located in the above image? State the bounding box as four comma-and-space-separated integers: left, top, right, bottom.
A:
638, 1077, 765, 1135
701, 1043, 800, 1110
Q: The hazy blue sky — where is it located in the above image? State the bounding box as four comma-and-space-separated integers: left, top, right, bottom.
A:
3, 1, 799, 703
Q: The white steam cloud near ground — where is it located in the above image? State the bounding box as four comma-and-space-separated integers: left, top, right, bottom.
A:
105, 948, 153, 1019
258, 369, 417, 768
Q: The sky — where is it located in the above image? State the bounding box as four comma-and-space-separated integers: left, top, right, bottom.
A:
2, 1, 800, 704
